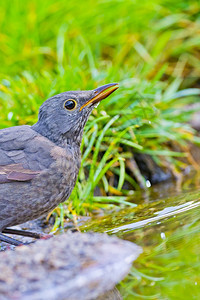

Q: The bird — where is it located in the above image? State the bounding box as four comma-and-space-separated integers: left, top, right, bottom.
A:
0, 83, 119, 246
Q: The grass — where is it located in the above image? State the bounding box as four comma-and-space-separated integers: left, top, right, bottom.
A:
0, 0, 200, 221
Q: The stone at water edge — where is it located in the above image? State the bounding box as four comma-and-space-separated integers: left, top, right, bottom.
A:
0, 232, 142, 300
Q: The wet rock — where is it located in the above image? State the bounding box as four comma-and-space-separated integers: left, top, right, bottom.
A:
0, 232, 142, 300
134, 153, 171, 184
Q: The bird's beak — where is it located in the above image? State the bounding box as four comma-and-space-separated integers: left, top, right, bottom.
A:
80, 83, 119, 111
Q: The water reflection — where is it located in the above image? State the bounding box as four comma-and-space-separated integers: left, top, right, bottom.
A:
107, 200, 200, 234
81, 178, 200, 299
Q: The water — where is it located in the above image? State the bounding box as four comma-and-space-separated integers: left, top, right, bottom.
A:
80, 176, 200, 299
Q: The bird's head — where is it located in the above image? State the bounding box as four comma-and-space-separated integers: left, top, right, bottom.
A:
32, 83, 119, 146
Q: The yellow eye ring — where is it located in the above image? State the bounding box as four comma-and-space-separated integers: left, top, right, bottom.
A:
64, 99, 77, 111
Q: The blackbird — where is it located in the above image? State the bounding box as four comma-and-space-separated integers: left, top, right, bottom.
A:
0, 83, 119, 245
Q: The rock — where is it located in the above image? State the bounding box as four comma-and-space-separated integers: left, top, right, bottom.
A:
0, 232, 142, 300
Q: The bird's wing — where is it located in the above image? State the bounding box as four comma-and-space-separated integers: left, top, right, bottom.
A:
0, 125, 58, 183
0, 164, 41, 183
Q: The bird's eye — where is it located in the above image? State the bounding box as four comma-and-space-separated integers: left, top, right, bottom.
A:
64, 99, 77, 111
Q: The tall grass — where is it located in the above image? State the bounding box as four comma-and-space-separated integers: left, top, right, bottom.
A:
0, 0, 200, 218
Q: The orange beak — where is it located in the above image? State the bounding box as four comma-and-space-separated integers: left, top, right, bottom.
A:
80, 83, 119, 111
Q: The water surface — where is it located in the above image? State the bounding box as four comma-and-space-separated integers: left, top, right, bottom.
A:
81, 176, 200, 299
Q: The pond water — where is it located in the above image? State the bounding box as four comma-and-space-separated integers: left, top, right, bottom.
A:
80, 175, 200, 299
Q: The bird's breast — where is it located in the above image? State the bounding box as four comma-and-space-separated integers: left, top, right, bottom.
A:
32, 145, 81, 205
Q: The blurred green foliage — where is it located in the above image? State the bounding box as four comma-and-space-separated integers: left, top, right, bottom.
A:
0, 0, 200, 216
